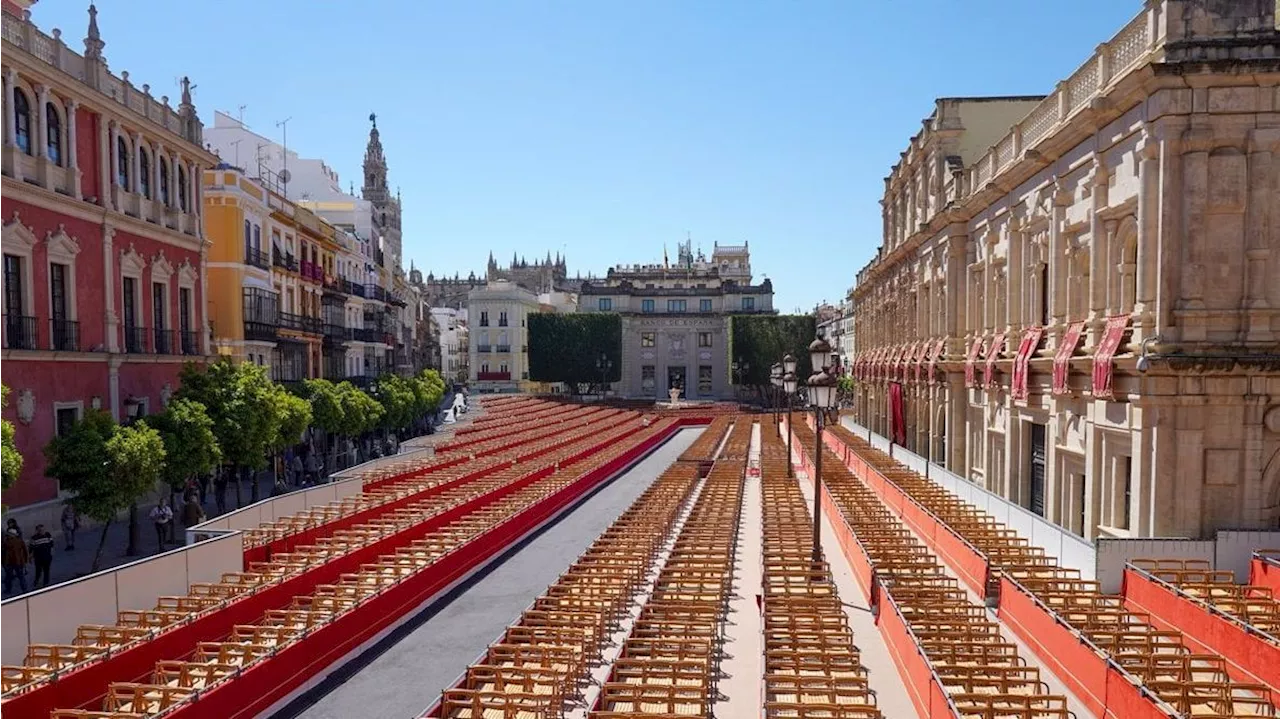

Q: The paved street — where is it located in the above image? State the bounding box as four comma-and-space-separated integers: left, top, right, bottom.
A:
276, 428, 702, 719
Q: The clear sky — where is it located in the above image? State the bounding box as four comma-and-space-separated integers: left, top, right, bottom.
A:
35, 0, 1140, 312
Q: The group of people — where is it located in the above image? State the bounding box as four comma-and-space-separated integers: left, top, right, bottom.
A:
2, 506, 78, 593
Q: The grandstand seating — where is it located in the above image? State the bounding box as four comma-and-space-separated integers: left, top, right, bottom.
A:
824, 423, 1277, 719
1131, 559, 1280, 638
790, 422, 1069, 719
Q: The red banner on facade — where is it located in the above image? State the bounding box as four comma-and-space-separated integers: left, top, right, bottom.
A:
1052, 321, 1085, 395
928, 338, 946, 384
964, 336, 986, 388
984, 332, 1005, 388
889, 381, 906, 445
1011, 326, 1044, 401
1092, 315, 1130, 399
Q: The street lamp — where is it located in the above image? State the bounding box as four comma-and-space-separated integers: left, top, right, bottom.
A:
782, 354, 798, 477
769, 363, 783, 436
806, 337, 838, 564
595, 354, 613, 398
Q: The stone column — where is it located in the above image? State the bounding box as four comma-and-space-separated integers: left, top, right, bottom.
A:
3, 68, 17, 148
1244, 129, 1275, 343
34, 84, 48, 160
200, 241, 211, 355
103, 225, 118, 353
1048, 182, 1069, 335
100, 118, 112, 208
1087, 160, 1110, 345
1134, 130, 1158, 334
65, 99, 80, 198
130, 132, 141, 194
152, 141, 164, 207
1008, 218, 1024, 333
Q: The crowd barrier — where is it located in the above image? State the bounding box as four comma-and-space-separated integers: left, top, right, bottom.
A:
186, 477, 366, 539
168, 424, 687, 719
996, 576, 1179, 719
841, 419, 1096, 582
1096, 532, 1280, 593
1122, 564, 1280, 704
1255, 552, 1280, 595
0, 533, 243, 666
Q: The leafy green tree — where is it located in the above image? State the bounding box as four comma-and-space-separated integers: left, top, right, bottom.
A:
150, 398, 222, 506
272, 385, 312, 454
527, 314, 622, 393
339, 381, 383, 438
729, 315, 818, 402
45, 411, 167, 570
373, 374, 416, 437
2, 385, 23, 497
176, 360, 286, 506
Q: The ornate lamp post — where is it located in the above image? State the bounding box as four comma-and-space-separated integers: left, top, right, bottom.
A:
769, 362, 783, 436
782, 352, 798, 477
806, 337, 838, 563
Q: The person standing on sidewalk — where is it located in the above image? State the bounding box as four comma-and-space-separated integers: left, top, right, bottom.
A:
3, 528, 29, 593
28, 525, 54, 588
181, 495, 206, 540
149, 500, 174, 552
60, 504, 79, 550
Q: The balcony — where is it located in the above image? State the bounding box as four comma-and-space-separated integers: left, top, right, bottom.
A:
495, 344, 511, 353
272, 250, 299, 272
4, 314, 38, 350
50, 319, 79, 352
244, 320, 279, 342
245, 246, 271, 271
153, 328, 177, 355
123, 325, 148, 354
347, 280, 366, 298
323, 276, 348, 296
299, 260, 323, 283
477, 344, 492, 353
280, 312, 323, 335
364, 284, 387, 302
476, 371, 511, 381
180, 330, 199, 355
323, 324, 353, 346
353, 327, 380, 343
498, 319, 509, 327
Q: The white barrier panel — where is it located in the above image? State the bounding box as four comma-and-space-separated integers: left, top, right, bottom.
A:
329, 447, 434, 483
844, 418, 1097, 581
188, 475, 365, 536
1215, 530, 1280, 582
1095, 538, 1215, 594
0, 532, 242, 664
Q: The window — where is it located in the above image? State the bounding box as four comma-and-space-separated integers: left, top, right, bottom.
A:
253, 225, 261, 252
116, 135, 130, 188
4, 254, 24, 315
479, 311, 489, 327
641, 332, 655, 348
698, 332, 712, 348
159, 158, 172, 206
152, 282, 167, 329
1121, 456, 1132, 530
1039, 263, 1050, 326
139, 147, 151, 199
700, 299, 712, 312
55, 405, 81, 438
50, 263, 68, 325
698, 365, 713, 394
499, 362, 508, 374
481, 362, 490, 374
641, 299, 654, 313
598, 298, 612, 311
498, 311, 508, 326
13, 89, 30, 154
667, 299, 686, 312
122, 278, 137, 327
177, 165, 188, 212
45, 102, 61, 165
244, 220, 252, 251
742, 297, 755, 310
641, 365, 656, 394
179, 287, 192, 332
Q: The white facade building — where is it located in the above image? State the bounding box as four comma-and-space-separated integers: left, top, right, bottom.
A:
468, 280, 541, 393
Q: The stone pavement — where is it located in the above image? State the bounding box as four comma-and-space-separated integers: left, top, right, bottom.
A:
1, 472, 279, 600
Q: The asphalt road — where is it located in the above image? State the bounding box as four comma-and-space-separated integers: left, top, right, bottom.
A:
275, 427, 703, 719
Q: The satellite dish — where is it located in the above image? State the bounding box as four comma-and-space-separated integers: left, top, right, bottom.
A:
278, 169, 292, 184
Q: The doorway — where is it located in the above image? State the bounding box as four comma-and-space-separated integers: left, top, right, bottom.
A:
667, 366, 686, 394
1029, 423, 1047, 517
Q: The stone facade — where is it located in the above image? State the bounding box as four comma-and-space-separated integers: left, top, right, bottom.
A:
468, 280, 539, 393
851, 0, 1280, 540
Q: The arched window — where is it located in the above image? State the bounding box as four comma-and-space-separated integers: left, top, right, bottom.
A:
45, 102, 61, 165
14, 89, 31, 154
159, 157, 170, 206
116, 135, 130, 188
177, 165, 188, 212
139, 147, 151, 199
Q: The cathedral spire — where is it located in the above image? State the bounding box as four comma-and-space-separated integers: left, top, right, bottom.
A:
362, 112, 387, 203
85, 3, 106, 61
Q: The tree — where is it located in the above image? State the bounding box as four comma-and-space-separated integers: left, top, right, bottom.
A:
175, 360, 286, 506
527, 313, 622, 394
272, 386, 312, 454
372, 374, 416, 437
45, 411, 166, 571
2, 385, 22, 497
729, 315, 818, 403
338, 381, 383, 439
151, 398, 222, 505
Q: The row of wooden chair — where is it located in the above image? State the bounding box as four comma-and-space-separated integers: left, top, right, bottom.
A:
437, 405, 614, 454
52, 417, 686, 719
1131, 558, 1280, 640
799, 423, 1071, 719
437, 459, 703, 718
450, 400, 595, 435
827, 424, 1276, 719
679, 416, 734, 463
591, 419, 750, 718
759, 427, 882, 719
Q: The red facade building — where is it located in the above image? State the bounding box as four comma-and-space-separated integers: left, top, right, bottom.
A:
2, 0, 218, 507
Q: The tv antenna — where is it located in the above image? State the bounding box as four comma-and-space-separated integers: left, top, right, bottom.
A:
276, 117, 292, 198
237, 104, 247, 124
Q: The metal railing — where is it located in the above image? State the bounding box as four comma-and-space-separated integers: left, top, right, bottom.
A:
180, 330, 199, 355
495, 344, 511, 353
123, 325, 147, 353
153, 328, 177, 355
50, 318, 79, 351
244, 321, 278, 341
272, 250, 298, 272
245, 246, 270, 270
477, 344, 492, 353
4, 314, 38, 350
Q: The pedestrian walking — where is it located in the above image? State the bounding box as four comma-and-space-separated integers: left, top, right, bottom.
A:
28, 524, 54, 588
6, 517, 22, 539
149, 500, 174, 552
60, 504, 79, 550
3, 527, 29, 594
181, 495, 206, 534
290, 453, 304, 486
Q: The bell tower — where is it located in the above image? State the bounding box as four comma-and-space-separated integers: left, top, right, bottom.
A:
362, 113, 402, 268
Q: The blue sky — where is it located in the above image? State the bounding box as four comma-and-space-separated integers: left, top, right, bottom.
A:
37, 0, 1139, 312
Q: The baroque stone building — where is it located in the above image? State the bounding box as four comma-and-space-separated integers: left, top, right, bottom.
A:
851, 0, 1280, 540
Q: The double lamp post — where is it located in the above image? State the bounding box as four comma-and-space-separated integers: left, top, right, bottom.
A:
771, 337, 839, 564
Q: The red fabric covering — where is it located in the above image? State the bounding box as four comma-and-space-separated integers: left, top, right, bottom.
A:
1253, 556, 1280, 596
983, 333, 1005, 388
820, 483, 873, 603
875, 591, 956, 719
963, 336, 985, 387
889, 382, 906, 445
1092, 314, 1130, 399
1052, 321, 1085, 395
927, 339, 946, 384
1011, 327, 1044, 401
